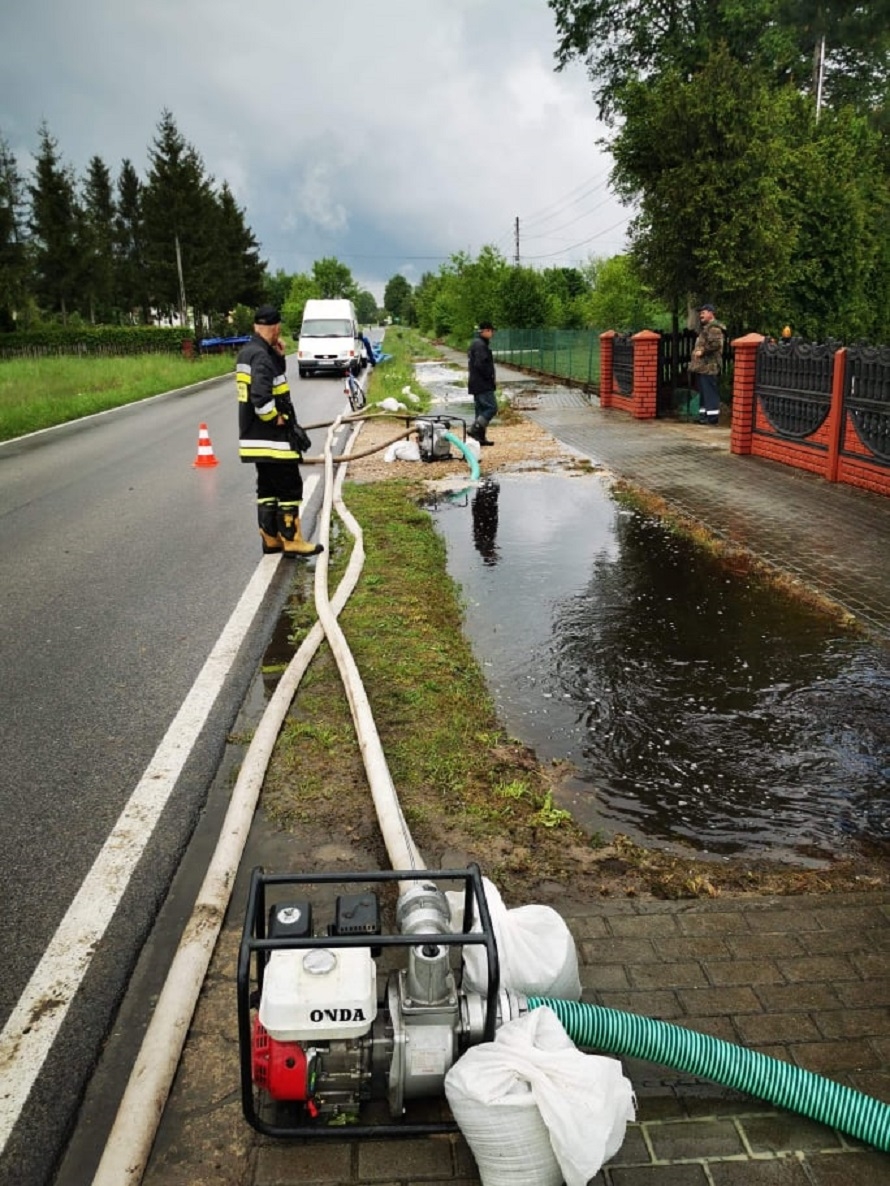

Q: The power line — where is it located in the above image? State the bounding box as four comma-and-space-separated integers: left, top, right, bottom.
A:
522, 215, 633, 260
519, 177, 612, 233
516, 170, 612, 228
521, 193, 622, 242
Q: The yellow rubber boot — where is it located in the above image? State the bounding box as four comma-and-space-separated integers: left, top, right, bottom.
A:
277, 506, 324, 557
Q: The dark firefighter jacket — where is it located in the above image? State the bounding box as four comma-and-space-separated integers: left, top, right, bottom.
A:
467, 333, 496, 395
236, 334, 303, 463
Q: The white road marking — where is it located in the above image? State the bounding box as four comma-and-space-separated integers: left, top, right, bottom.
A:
0, 470, 320, 1156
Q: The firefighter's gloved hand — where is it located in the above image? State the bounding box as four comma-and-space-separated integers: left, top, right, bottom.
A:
290, 423, 312, 453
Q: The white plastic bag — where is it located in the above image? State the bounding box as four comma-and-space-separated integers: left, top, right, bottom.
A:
383, 439, 420, 463
445, 1007, 635, 1186
377, 396, 407, 412
448, 877, 582, 1000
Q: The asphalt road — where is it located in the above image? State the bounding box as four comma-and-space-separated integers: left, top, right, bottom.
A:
0, 358, 354, 1186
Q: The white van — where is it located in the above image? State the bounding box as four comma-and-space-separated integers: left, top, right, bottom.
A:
296, 298, 363, 378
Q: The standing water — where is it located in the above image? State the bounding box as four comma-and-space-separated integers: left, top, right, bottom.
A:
429, 470, 890, 861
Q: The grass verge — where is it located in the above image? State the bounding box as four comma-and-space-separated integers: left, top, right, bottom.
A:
0, 352, 239, 441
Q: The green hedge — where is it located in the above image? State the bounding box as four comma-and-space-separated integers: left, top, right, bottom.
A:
0, 325, 192, 360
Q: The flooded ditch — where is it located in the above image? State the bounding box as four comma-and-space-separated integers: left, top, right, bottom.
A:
428, 468, 890, 862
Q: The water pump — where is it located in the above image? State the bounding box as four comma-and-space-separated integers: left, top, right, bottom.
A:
237, 866, 525, 1138
414, 416, 463, 463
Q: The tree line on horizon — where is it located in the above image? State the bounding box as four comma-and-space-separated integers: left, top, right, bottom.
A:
0, 111, 272, 335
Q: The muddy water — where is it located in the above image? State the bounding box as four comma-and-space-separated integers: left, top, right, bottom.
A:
429, 471, 890, 861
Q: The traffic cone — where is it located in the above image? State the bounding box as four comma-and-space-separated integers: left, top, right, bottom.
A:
193, 422, 219, 468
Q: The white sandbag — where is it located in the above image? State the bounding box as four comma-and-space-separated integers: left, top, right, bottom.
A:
448, 877, 582, 1000
377, 396, 407, 412
383, 439, 421, 463
445, 1007, 635, 1186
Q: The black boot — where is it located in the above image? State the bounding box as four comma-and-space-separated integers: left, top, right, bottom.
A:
257, 501, 282, 553
469, 418, 494, 446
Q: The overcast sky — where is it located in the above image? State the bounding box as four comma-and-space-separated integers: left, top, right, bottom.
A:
1, 0, 632, 300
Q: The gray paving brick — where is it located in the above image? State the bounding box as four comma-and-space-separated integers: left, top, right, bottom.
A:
803, 1150, 890, 1184
645, 1117, 747, 1160
704, 959, 785, 987
756, 984, 843, 1013
738, 1112, 843, 1154
581, 963, 633, 991
775, 956, 861, 983
708, 1161, 812, 1185
607, 1125, 653, 1166
735, 1012, 822, 1045
255, 1141, 354, 1185
799, 929, 889, 956
835, 980, 890, 1008
654, 937, 732, 961
598, 989, 685, 1018
813, 906, 890, 932
608, 915, 681, 938
675, 913, 750, 937
850, 951, 890, 979
629, 962, 710, 990
743, 910, 824, 934
677, 986, 763, 1016
791, 1040, 883, 1073
358, 1136, 457, 1181
581, 937, 661, 964
609, 1166, 710, 1184
814, 1009, 890, 1039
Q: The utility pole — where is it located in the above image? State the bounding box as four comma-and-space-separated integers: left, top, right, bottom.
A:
514, 217, 520, 266
815, 34, 826, 122
175, 233, 188, 327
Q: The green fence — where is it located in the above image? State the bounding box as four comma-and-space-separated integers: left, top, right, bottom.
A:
492, 328, 602, 386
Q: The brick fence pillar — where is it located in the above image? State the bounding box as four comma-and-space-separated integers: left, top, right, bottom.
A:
599, 331, 616, 409
825, 347, 847, 483
730, 333, 764, 455
631, 329, 660, 419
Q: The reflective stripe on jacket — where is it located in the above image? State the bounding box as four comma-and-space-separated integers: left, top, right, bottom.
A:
236, 334, 302, 463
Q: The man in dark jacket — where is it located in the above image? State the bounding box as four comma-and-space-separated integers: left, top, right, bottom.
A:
467, 320, 497, 446
236, 305, 323, 556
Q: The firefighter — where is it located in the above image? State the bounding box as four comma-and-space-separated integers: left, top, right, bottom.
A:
236, 305, 323, 557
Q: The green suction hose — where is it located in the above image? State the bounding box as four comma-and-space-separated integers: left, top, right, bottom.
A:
528, 996, 890, 1153
444, 431, 481, 481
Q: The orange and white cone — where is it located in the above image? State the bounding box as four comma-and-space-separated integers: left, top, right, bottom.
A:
192, 422, 219, 468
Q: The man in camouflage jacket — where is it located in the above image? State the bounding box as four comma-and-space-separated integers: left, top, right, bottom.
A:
688, 304, 725, 426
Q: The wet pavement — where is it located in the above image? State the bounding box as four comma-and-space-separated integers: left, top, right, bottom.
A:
135, 353, 890, 1185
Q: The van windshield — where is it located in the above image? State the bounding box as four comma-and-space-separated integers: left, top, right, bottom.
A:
300, 319, 353, 338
